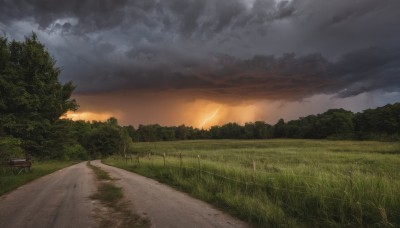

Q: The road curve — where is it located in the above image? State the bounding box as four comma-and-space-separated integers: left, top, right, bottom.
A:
93, 160, 249, 228
0, 162, 95, 228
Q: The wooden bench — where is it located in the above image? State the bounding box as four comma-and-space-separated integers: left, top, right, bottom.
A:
7, 159, 32, 175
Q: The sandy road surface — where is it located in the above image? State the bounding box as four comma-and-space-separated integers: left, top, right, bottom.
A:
93, 160, 249, 228
0, 162, 95, 228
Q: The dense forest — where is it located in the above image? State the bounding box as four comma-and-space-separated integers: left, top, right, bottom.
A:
127, 104, 400, 142
1, 35, 399, 160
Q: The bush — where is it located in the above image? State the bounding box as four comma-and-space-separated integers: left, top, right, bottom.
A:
63, 143, 89, 160
0, 136, 25, 162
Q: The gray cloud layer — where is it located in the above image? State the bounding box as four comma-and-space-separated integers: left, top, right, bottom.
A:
1, 0, 400, 101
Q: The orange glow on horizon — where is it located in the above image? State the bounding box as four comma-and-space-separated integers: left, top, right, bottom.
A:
70, 94, 265, 127
185, 100, 260, 129
187, 101, 225, 129
62, 111, 113, 122
198, 107, 221, 129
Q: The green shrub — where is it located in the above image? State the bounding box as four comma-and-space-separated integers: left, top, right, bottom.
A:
63, 144, 89, 160
0, 136, 25, 162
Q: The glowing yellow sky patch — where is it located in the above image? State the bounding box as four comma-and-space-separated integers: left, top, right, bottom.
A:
62, 111, 113, 122
185, 100, 225, 129
179, 99, 262, 129
199, 107, 221, 129
71, 94, 266, 127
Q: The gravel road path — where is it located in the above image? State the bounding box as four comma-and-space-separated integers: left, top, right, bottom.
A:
0, 161, 248, 228
0, 162, 95, 228
93, 160, 249, 228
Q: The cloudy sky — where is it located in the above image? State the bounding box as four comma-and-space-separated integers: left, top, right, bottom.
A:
1, 0, 400, 128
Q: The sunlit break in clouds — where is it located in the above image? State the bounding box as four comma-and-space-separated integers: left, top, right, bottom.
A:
2, 0, 400, 126
62, 111, 114, 122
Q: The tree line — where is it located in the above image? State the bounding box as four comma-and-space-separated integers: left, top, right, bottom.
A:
1, 34, 399, 161
124, 104, 400, 142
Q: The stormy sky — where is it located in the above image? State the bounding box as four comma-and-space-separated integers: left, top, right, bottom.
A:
1, 0, 400, 127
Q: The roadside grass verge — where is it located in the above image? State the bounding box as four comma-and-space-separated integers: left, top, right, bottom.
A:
103, 139, 400, 227
87, 161, 149, 228
0, 161, 78, 196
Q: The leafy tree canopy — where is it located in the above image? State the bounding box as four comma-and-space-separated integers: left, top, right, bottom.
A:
0, 33, 77, 156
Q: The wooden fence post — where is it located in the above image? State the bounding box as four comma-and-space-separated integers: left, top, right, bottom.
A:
179, 153, 183, 173
197, 155, 201, 177
252, 160, 256, 181
163, 153, 166, 167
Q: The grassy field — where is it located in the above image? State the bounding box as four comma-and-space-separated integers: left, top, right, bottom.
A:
0, 161, 78, 196
104, 139, 400, 227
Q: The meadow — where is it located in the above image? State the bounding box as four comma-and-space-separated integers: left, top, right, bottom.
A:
104, 139, 400, 227
0, 161, 78, 196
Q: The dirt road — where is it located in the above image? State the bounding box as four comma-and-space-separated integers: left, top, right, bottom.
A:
0, 162, 95, 228
92, 160, 249, 228
0, 161, 248, 228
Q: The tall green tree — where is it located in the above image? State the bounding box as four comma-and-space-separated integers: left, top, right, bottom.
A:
273, 119, 287, 138
83, 123, 122, 158
0, 33, 77, 157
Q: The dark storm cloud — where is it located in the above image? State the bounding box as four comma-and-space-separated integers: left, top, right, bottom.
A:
1, 0, 400, 101
0, 0, 128, 31
69, 47, 400, 101
333, 48, 400, 98
0, 0, 313, 37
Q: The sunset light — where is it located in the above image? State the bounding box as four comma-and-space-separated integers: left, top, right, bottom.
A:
199, 107, 221, 129
62, 111, 113, 122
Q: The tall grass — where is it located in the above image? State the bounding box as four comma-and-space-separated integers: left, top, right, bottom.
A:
104, 140, 400, 227
0, 161, 78, 196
